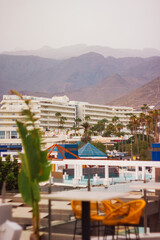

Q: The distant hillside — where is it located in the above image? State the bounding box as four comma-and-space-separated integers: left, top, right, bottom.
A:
2, 44, 160, 59
1, 53, 160, 104
62, 74, 141, 104
109, 76, 160, 109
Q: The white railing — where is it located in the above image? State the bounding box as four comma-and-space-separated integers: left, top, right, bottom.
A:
51, 159, 160, 167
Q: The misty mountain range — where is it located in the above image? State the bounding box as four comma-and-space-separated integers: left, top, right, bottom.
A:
0, 46, 160, 108
2, 44, 160, 59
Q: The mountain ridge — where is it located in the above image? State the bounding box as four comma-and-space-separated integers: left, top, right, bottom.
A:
2, 44, 160, 59
108, 76, 160, 109
1, 53, 160, 105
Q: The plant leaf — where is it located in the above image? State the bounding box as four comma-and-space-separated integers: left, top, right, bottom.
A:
17, 121, 41, 180
38, 163, 51, 182
31, 180, 40, 202
18, 169, 33, 206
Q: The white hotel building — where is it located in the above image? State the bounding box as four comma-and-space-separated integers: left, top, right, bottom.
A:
0, 94, 139, 142
71, 101, 137, 126
0, 95, 76, 141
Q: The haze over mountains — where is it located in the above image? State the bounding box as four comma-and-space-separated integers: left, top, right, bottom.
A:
2, 44, 160, 59
0, 46, 160, 108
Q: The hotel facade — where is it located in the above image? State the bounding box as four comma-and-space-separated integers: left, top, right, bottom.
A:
70, 101, 136, 126
0, 94, 139, 142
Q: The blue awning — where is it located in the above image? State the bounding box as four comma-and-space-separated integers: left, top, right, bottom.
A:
78, 142, 107, 157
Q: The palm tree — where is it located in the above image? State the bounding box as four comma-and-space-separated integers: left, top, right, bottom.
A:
94, 120, 104, 135
55, 112, 61, 133
141, 104, 149, 114
75, 117, 82, 134
145, 115, 152, 144
116, 123, 124, 137
72, 124, 78, 135
59, 116, 67, 130
89, 126, 97, 136
112, 116, 119, 127
126, 113, 135, 132
101, 118, 108, 132
81, 122, 90, 137
85, 115, 90, 122
111, 116, 119, 136
104, 123, 116, 137
149, 110, 160, 143
127, 122, 134, 135
139, 113, 146, 141
129, 115, 139, 143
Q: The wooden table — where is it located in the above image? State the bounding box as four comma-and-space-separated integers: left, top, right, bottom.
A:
130, 182, 160, 234
42, 191, 127, 240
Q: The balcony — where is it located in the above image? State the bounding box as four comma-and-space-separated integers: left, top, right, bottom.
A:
40, 106, 75, 112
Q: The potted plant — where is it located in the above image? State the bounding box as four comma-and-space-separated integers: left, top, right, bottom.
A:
11, 90, 51, 240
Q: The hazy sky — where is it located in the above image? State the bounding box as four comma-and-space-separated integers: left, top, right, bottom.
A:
0, 0, 160, 52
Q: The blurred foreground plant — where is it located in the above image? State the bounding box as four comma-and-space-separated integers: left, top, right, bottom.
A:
10, 90, 51, 240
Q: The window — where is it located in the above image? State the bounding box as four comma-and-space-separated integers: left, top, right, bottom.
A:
0, 131, 5, 139
11, 131, 17, 139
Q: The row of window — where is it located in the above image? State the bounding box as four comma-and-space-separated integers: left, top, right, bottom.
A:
0, 131, 18, 139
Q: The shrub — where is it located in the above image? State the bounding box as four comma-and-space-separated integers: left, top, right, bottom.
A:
0, 155, 20, 192
91, 142, 106, 154
6, 154, 11, 162
5, 172, 16, 191
81, 136, 91, 143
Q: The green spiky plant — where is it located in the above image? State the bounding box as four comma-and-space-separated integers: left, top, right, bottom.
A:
10, 90, 51, 240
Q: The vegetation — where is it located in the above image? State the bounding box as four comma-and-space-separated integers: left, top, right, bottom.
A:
123, 107, 160, 160
123, 137, 149, 160
80, 135, 91, 144
80, 115, 91, 143
55, 112, 68, 132
72, 123, 78, 135
55, 112, 61, 132
91, 142, 106, 154
75, 117, 82, 133
78, 140, 106, 154
59, 116, 67, 130
127, 107, 160, 145
111, 105, 160, 159
106, 145, 114, 151
11, 90, 51, 240
0, 156, 19, 191
90, 119, 108, 136
79, 104, 160, 160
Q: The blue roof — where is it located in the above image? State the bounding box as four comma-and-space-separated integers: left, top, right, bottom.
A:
78, 142, 107, 157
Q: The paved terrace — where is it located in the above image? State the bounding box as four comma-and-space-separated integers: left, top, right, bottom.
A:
1, 160, 160, 239
1, 180, 160, 240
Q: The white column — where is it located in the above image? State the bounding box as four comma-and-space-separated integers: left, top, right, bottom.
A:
79, 165, 83, 178
152, 167, 155, 180
74, 164, 78, 179
74, 165, 82, 180
142, 166, 145, 181
77, 165, 81, 179
73, 164, 79, 185
55, 164, 58, 172
135, 165, 139, 180
103, 165, 109, 187
105, 165, 109, 180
